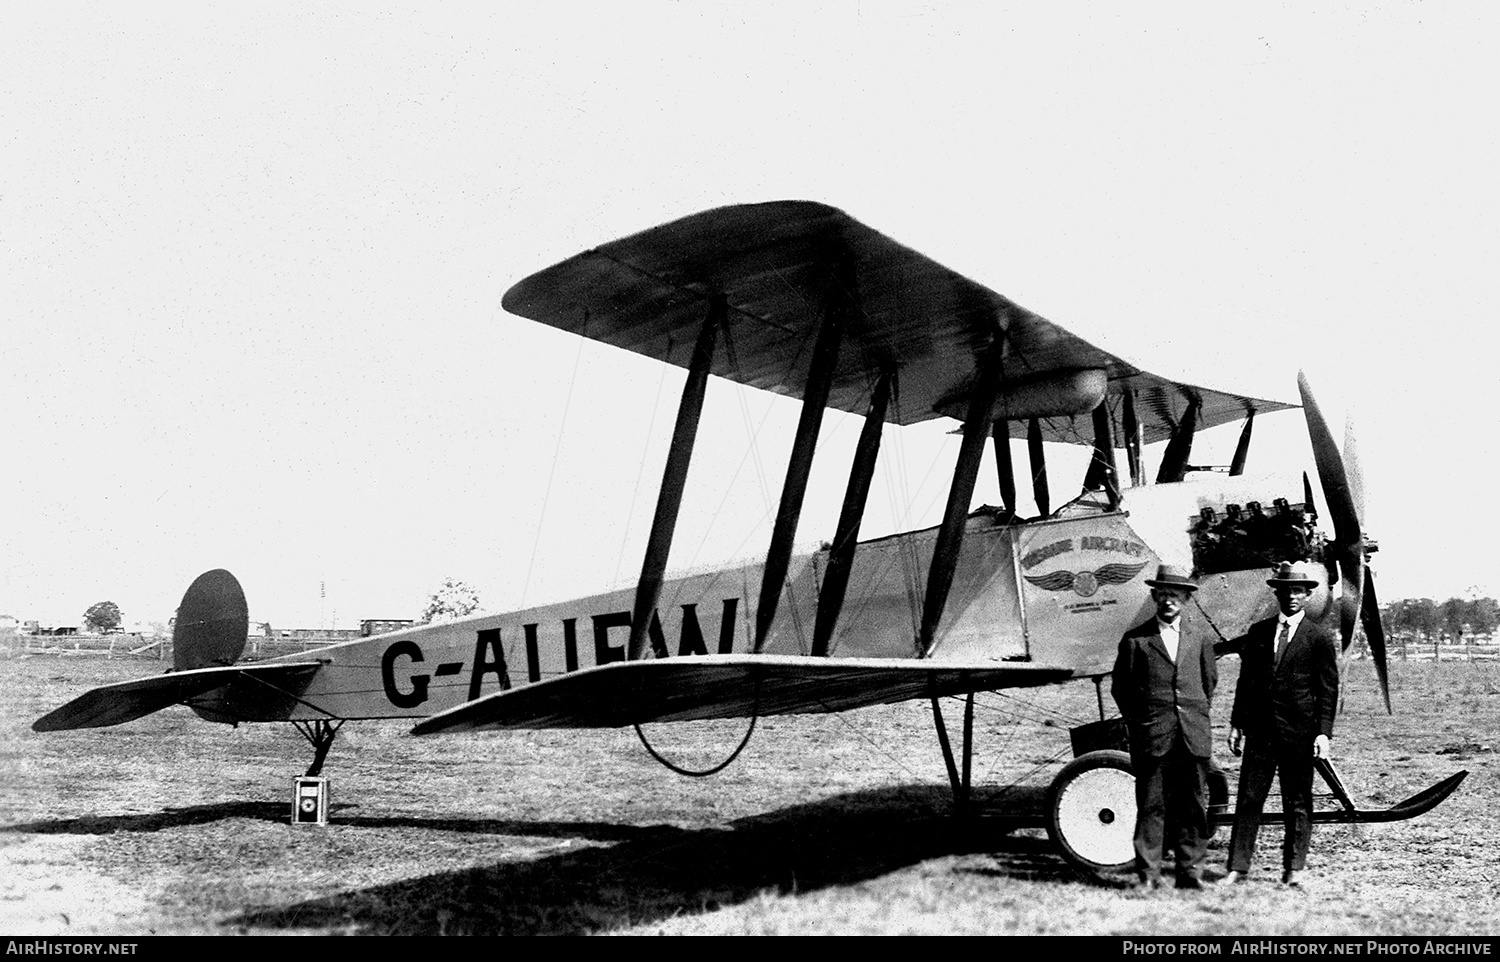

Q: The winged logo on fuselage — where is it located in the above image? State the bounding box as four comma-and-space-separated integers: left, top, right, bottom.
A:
1023, 561, 1149, 598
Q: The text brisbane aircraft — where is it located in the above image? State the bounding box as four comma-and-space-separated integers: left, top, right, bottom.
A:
35, 201, 1464, 876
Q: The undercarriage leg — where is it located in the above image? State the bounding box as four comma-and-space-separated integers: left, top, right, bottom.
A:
292, 719, 344, 777
930, 693, 976, 816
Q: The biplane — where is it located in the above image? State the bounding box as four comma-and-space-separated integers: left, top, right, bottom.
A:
34, 201, 1465, 877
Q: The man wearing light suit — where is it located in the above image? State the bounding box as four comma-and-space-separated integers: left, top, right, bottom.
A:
1111, 564, 1218, 890
1219, 561, 1340, 887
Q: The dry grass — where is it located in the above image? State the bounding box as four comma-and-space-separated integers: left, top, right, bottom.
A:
1, 654, 1496, 935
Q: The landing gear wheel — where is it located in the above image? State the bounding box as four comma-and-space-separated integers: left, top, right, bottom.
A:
1046, 749, 1136, 878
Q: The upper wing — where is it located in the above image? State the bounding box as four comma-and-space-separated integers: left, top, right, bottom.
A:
32, 662, 322, 731
410, 654, 1075, 733
501, 201, 1294, 444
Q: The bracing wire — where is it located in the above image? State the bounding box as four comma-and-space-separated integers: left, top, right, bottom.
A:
613, 335, 675, 588
521, 311, 592, 607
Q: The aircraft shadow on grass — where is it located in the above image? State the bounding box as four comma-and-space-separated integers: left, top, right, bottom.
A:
0, 802, 679, 845
218, 784, 1075, 936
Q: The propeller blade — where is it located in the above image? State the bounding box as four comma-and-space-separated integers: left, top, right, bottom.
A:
1298, 371, 1361, 552
1361, 566, 1392, 714
1344, 417, 1365, 526
1337, 548, 1364, 653
1300, 372, 1366, 652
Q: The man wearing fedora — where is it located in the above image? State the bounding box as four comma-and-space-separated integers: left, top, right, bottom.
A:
1219, 561, 1340, 887
1111, 564, 1217, 890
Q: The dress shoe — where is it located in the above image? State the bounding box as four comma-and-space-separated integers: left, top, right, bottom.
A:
1175, 873, 1204, 890
1135, 875, 1164, 890
1217, 870, 1244, 886
1281, 870, 1302, 887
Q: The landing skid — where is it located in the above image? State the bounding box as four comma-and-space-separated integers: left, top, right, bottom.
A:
1042, 750, 1468, 879
1211, 765, 1469, 827
291, 719, 343, 777
929, 699, 1469, 879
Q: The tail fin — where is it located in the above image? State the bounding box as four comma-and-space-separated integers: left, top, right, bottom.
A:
173, 569, 248, 671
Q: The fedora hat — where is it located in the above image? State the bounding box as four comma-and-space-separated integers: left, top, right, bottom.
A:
1145, 564, 1198, 592
1266, 561, 1321, 588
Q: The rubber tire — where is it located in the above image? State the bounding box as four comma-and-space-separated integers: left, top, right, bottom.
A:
1046, 749, 1137, 878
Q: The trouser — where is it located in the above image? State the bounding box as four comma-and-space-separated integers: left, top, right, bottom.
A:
1227, 734, 1315, 873
1132, 736, 1210, 880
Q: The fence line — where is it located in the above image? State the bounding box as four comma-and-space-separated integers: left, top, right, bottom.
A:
1357, 633, 1499, 662
0, 632, 362, 661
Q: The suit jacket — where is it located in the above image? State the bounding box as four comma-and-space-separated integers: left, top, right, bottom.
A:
1111, 615, 1217, 759
1227, 614, 1339, 744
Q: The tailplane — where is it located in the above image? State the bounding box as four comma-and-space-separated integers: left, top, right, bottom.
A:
31, 568, 323, 732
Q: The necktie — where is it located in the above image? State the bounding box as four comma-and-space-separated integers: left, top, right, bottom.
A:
1275, 621, 1291, 666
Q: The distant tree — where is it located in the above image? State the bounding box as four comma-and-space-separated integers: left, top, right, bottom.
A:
1409, 598, 1438, 640
1467, 597, 1499, 637
1439, 598, 1469, 643
420, 578, 481, 624
82, 601, 123, 634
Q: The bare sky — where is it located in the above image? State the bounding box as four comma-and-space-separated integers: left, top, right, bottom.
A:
3, 3, 1496, 629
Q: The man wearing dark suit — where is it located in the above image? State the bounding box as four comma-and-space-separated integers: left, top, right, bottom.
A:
1111, 564, 1217, 889
1219, 561, 1340, 887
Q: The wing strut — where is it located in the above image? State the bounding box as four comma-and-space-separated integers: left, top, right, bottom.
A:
991, 419, 1017, 515
1229, 409, 1254, 476
628, 295, 724, 660
919, 347, 1004, 657
1156, 395, 1201, 483
812, 369, 893, 657
1027, 417, 1050, 516
754, 258, 854, 653
1083, 401, 1121, 508
1122, 389, 1144, 487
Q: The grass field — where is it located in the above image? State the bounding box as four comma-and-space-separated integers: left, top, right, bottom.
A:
1, 653, 1496, 935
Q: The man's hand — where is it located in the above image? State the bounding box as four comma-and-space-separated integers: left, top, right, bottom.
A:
1229, 728, 1244, 757
1313, 734, 1332, 759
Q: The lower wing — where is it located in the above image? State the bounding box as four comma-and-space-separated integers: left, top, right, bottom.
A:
411, 655, 1076, 734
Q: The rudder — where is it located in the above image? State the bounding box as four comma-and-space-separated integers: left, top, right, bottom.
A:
174, 569, 249, 671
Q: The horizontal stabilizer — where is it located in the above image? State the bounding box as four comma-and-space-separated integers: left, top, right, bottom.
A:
32, 662, 322, 732
412, 655, 1075, 734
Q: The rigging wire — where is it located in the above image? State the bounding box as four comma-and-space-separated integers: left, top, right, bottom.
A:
881, 386, 927, 648
930, 691, 1086, 796
520, 310, 592, 608
651, 318, 786, 622
613, 334, 676, 588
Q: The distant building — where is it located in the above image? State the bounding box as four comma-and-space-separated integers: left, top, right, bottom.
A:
361, 618, 416, 637
270, 627, 361, 643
